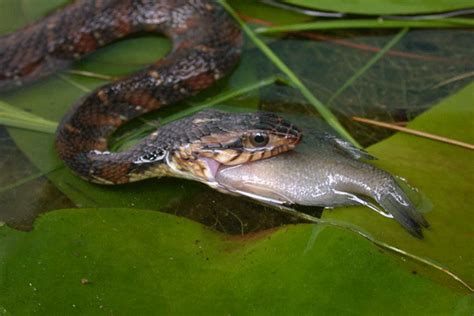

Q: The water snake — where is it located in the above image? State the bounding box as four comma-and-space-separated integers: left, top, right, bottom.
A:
0, 0, 301, 185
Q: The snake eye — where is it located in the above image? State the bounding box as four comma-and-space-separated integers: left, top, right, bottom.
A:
250, 132, 269, 147
136, 148, 166, 163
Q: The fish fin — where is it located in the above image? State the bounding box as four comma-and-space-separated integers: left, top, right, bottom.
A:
335, 181, 428, 238
333, 190, 394, 218
322, 133, 376, 160
375, 182, 429, 239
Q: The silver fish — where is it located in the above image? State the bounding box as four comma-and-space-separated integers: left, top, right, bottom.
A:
215, 132, 429, 238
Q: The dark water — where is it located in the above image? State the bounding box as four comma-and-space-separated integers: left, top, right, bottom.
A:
0, 14, 472, 233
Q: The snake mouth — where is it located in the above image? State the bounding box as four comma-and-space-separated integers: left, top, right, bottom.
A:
165, 111, 302, 187
168, 140, 299, 184
168, 140, 301, 189
167, 154, 233, 187
168, 150, 284, 189
195, 157, 222, 182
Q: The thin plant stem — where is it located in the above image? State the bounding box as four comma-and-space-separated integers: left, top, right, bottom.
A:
327, 28, 409, 105
218, 0, 360, 147
57, 74, 91, 93
0, 100, 58, 134
255, 18, 474, 34
68, 69, 118, 81
352, 116, 474, 150
277, 205, 474, 292
0, 165, 63, 194
432, 71, 474, 89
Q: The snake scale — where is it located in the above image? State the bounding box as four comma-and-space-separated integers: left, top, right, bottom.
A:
0, 0, 301, 185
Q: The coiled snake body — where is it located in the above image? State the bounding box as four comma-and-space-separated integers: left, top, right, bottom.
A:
0, 0, 301, 185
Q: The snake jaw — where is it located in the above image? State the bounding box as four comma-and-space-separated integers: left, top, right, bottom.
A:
166, 152, 223, 189
167, 142, 300, 187
162, 110, 302, 186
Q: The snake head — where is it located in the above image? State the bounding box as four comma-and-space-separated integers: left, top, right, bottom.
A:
167, 110, 301, 185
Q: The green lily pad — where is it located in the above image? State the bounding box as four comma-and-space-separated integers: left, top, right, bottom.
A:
0, 84, 473, 314
0, 1, 473, 313
322, 83, 474, 286
284, 0, 474, 15
0, 208, 473, 314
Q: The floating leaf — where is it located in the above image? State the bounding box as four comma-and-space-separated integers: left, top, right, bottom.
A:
0, 1, 473, 313
322, 83, 474, 286
284, 0, 474, 15
0, 81, 473, 315
0, 208, 473, 314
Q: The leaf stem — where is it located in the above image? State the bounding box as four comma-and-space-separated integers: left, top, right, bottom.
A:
0, 165, 63, 194
255, 18, 474, 34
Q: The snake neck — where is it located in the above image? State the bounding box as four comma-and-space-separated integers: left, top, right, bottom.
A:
0, 0, 243, 183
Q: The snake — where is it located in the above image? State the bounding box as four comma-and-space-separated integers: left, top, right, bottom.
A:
0, 0, 301, 185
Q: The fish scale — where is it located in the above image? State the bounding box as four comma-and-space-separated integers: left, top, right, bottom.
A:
215, 132, 429, 238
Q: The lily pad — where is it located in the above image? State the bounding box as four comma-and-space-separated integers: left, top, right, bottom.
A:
322, 83, 474, 286
284, 0, 474, 15
0, 1, 473, 313
0, 83, 473, 314
0, 208, 473, 314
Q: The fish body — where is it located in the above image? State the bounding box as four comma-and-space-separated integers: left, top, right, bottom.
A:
215, 132, 428, 238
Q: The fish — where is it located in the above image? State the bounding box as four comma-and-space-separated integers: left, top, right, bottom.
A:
214, 130, 429, 238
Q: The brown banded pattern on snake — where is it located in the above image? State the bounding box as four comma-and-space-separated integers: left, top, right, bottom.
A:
0, 0, 301, 184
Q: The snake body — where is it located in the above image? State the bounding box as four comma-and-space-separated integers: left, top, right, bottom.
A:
0, 0, 301, 184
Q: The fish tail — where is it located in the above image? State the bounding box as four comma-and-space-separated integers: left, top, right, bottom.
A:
376, 180, 429, 239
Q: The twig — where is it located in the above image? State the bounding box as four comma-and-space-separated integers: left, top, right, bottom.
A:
352, 116, 474, 150
432, 71, 474, 89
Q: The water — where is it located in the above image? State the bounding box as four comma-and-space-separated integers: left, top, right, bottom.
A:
0, 1, 473, 313
0, 27, 471, 233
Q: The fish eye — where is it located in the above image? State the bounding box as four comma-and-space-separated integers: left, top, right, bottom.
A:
250, 132, 269, 147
